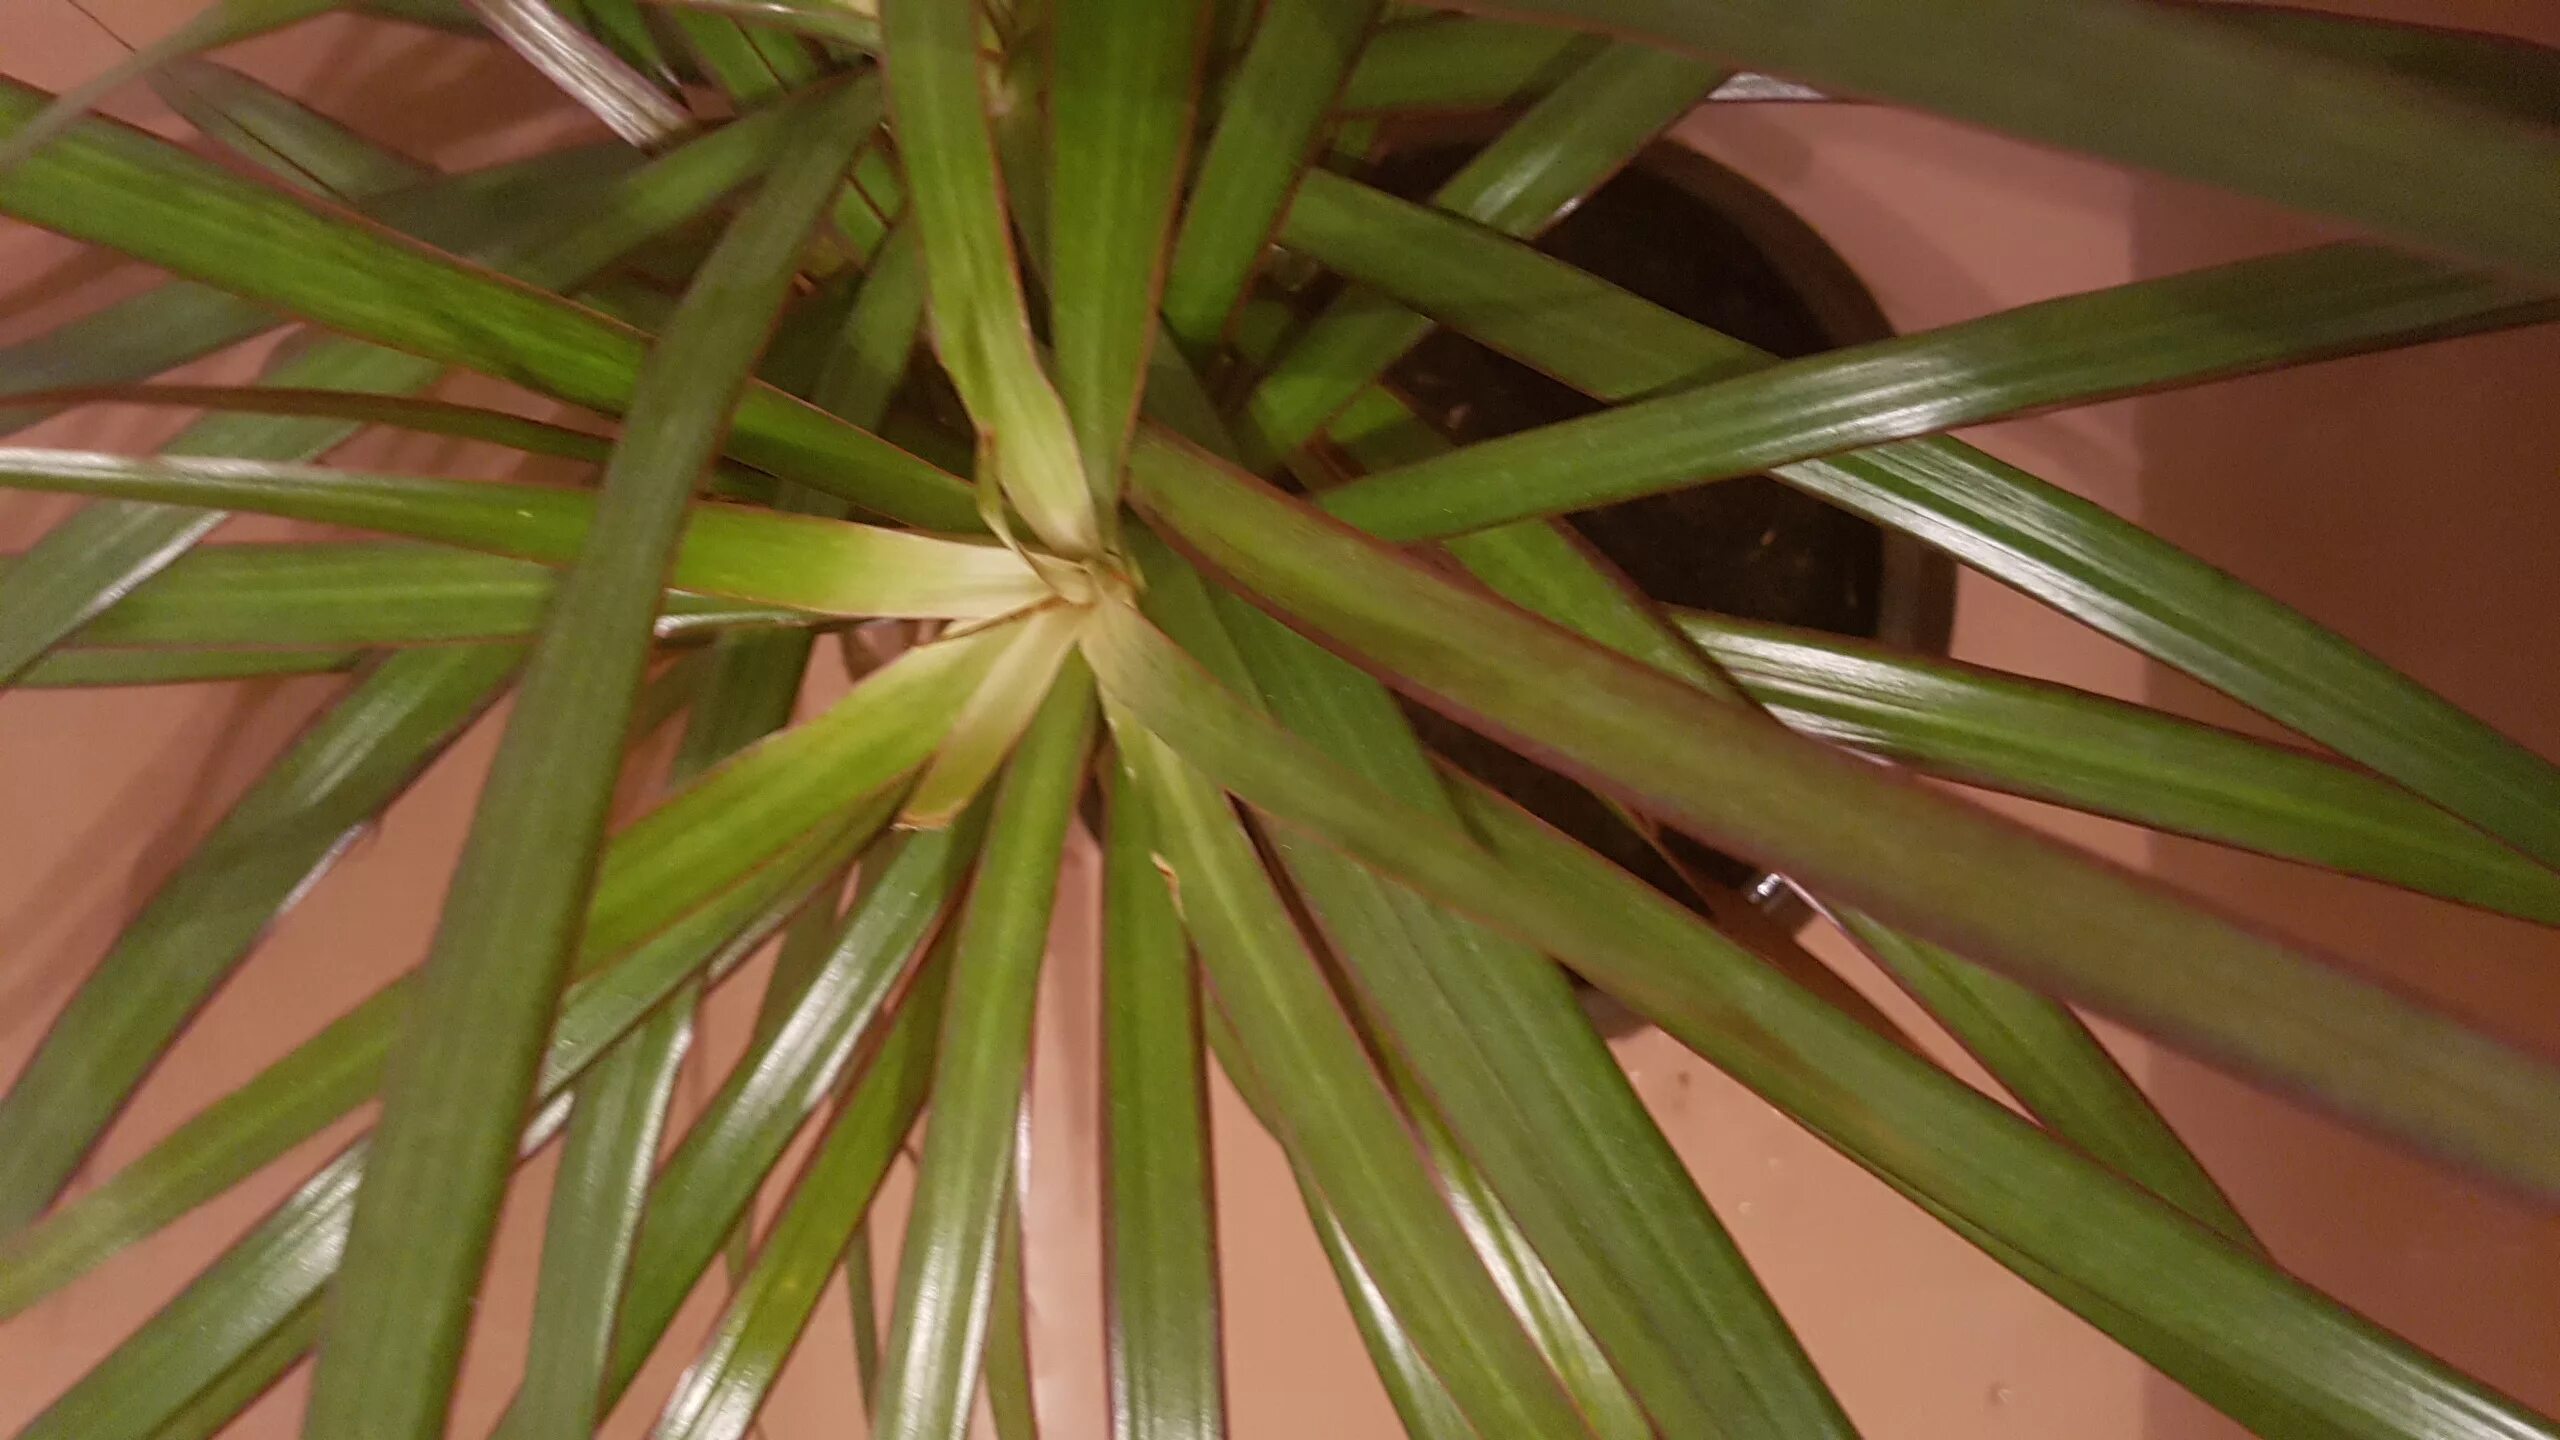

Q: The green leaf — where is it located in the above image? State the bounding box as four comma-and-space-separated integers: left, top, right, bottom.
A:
0, 621, 1001, 1301
882, 0, 1102, 556
1099, 767, 1226, 1440
1121, 444, 2560, 1199
1303, 1197, 1477, 1440
1408, 1101, 1647, 1440
647, 970, 952, 1440
17, 1147, 369, 1440
0, 104, 785, 687
2174, 3, 2560, 129
874, 661, 1096, 1440
304, 97, 886, 1440
1108, 710, 1597, 1440
1338, 15, 1599, 112
0, 0, 339, 179
1673, 609, 2560, 924
1278, 169, 2560, 881
905, 604, 1088, 826
1315, 234, 2555, 529
1131, 541, 1850, 1438
8, 542, 794, 649
1831, 909, 2253, 1246
513, 1000, 695, 1440
1048, 0, 1206, 499
466, 0, 690, 141
0, 644, 516, 1232
1156, 0, 1382, 354
0, 800, 870, 1319
1237, 41, 1717, 463
647, 0, 884, 50
1455, 0, 2560, 282
152, 57, 431, 195
0, 450, 1051, 619
1081, 599, 2558, 1440
0, 139, 643, 441
148, 1298, 323, 1440
0, 77, 980, 532
15, 644, 367, 687
985, 1193, 1043, 1440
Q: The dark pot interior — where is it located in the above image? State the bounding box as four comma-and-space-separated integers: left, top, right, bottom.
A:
1349, 134, 1954, 920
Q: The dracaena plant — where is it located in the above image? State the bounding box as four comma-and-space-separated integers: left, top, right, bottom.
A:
4, 0, 2560, 1437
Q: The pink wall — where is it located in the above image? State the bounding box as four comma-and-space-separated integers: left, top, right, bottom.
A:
4, 4, 2557, 1437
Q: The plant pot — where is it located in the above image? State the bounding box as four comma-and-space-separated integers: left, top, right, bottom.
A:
1352, 131, 1955, 942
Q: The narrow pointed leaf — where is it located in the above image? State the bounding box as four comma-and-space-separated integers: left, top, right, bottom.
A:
1100, 767, 1225, 1440
985, 1191, 1043, 1440
465, 0, 690, 142
0, 450, 1051, 619
882, 0, 1101, 555
649, 975, 952, 1440
17, 644, 368, 687
1449, 0, 2560, 282
514, 1000, 695, 1440
1238, 41, 1717, 462
19, 542, 795, 649
1129, 535, 1849, 1438
1339, 16, 1598, 112
0, 104, 797, 686
0, 140, 639, 440
1315, 237, 2556, 530
647, 0, 884, 50
875, 662, 1097, 1440
1108, 712, 1597, 1440
0, 802, 874, 1318
305, 98, 887, 1440
1832, 908, 2253, 1245
0, 0, 339, 178
0, 644, 516, 1231
1156, 0, 1382, 354
1673, 610, 2560, 924
1083, 600, 2560, 1440
155, 57, 429, 195
1048, 0, 1206, 497
905, 604, 1087, 826
1127, 439, 2560, 1200
0, 78, 981, 531
1278, 169, 2560, 882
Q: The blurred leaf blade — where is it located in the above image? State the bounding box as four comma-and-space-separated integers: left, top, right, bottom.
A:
874, 661, 1096, 1440
1081, 597, 2560, 1440
466, 0, 690, 141
1455, 0, 2560, 282
1156, 0, 1381, 354
305, 94, 884, 1440
0, 77, 980, 531
1100, 767, 1226, 1440
648, 971, 952, 1440
1120, 446, 2560, 1200
881, 0, 1101, 555
1108, 707, 1598, 1440
33, 541, 801, 649
0, 644, 518, 1232
0, 450, 1052, 619
1239, 40, 1717, 462
1135, 542, 1852, 1438
1675, 610, 2560, 924
1833, 909, 2254, 1245
1280, 167, 2560, 881
1048, 0, 1205, 498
